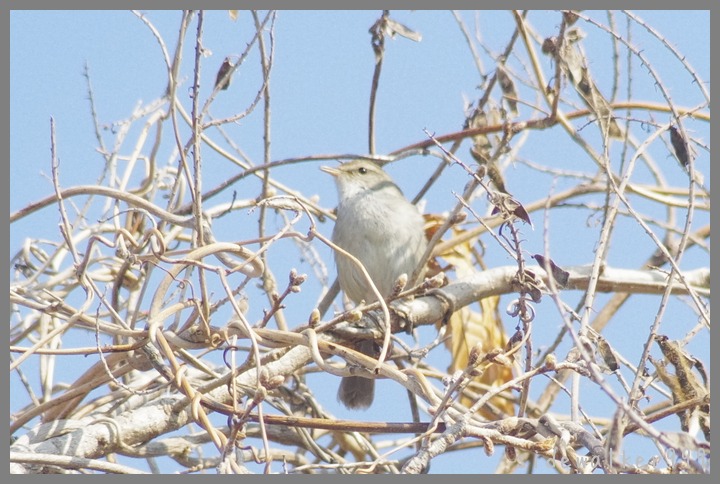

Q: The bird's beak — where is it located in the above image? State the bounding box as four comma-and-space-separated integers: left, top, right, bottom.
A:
320, 165, 340, 177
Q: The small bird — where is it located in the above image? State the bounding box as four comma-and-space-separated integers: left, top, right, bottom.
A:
321, 160, 427, 409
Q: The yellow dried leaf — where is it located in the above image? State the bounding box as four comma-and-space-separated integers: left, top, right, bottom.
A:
436, 227, 514, 419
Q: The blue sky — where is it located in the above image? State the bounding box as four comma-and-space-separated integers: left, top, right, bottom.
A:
10, 10, 710, 474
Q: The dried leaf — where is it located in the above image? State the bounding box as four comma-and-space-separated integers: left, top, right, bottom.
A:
531, 254, 570, 288
465, 104, 507, 192
563, 10, 581, 26
384, 17, 422, 42
669, 125, 693, 167
467, 106, 493, 165
547, 28, 622, 139
496, 65, 518, 115
436, 228, 514, 419
596, 335, 619, 372
491, 192, 532, 227
215, 57, 234, 91
651, 335, 710, 440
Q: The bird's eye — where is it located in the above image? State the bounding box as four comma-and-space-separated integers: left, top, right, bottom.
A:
358, 167, 368, 175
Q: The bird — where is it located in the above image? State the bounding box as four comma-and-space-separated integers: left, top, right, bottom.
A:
321, 159, 427, 409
